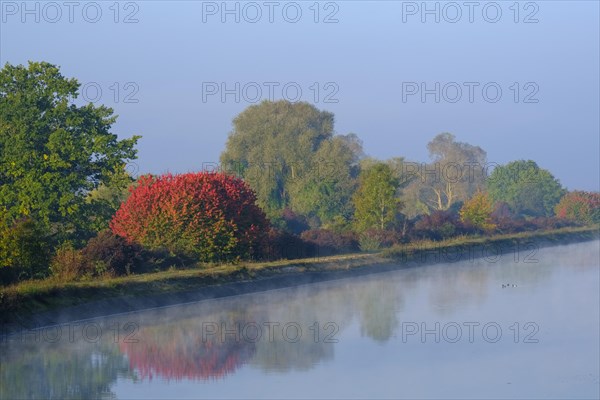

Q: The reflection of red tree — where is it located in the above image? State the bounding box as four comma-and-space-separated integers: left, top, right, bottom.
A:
119, 324, 256, 381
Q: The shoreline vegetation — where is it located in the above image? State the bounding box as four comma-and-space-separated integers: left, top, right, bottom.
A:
1, 225, 598, 330
2, 63, 600, 334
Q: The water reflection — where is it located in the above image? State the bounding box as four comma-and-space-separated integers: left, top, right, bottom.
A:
119, 315, 257, 381
0, 335, 131, 399
1, 240, 598, 399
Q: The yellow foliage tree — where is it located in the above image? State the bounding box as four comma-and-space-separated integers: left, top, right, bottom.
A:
460, 191, 496, 232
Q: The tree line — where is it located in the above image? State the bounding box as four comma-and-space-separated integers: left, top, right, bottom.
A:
1, 62, 598, 285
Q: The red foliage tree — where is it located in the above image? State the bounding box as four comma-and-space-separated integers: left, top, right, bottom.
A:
110, 172, 269, 262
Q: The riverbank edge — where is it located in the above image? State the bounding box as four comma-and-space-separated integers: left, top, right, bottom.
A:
1, 226, 598, 332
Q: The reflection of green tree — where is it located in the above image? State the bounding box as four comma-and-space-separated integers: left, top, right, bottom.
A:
248, 285, 348, 373
350, 272, 413, 343
249, 276, 408, 369
358, 287, 402, 343
252, 339, 334, 372
0, 338, 130, 399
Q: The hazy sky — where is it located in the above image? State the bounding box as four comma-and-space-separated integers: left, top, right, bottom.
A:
2, 1, 599, 191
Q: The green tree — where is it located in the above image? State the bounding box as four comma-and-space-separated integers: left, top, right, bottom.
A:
289, 134, 362, 225
219, 100, 362, 225
486, 160, 565, 217
0, 61, 140, 240
352, 162, 400, 231
86, 163, 136, 231
0, 217, 50, 282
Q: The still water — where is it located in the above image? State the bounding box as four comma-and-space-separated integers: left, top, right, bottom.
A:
1, 240, 599, 399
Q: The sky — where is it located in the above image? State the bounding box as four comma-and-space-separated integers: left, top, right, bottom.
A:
1, 0, 599, 191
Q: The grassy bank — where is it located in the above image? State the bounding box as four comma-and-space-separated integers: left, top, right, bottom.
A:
1, 225, 598, 326
383, 225, 600, 261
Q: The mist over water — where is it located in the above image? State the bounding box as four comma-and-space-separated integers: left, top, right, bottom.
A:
1, 240, 598, 399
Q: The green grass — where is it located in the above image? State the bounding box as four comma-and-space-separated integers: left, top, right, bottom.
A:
1, 225, 598, 323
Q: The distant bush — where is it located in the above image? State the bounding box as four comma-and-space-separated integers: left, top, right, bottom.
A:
411, 210, 472, 241
50, 242, 87, 281
0, 217, 51, 284
491, 201, 514, 221
81, 230, 143, 277
529, 216, 575, 231
358, 232, 381, 252
491, 217, 535, 234
0, 265, 18, 286
279, 208, 311, 235
50, 231, 144, 281
492, 215, 575, 235
357, 228, 401, 251
300, 229, 358, 255
555, 191, 600, 225
261, 229, 316, 260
